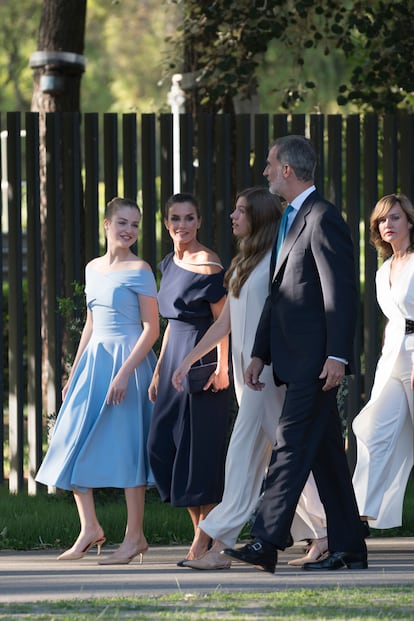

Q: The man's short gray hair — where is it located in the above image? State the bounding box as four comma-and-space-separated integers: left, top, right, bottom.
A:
272, 135, 316, 182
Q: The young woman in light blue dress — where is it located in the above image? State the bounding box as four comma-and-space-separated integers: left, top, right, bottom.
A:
36, 197, 159, 565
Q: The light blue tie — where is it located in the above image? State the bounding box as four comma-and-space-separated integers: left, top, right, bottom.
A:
275, 203, 294, 260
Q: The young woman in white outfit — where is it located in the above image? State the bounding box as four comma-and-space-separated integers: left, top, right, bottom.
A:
172, 187, 327, 569
353, 193, 414, 529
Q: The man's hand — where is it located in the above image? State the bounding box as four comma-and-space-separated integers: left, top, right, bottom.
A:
319, 358, 345, 392
244, 357, 266, 391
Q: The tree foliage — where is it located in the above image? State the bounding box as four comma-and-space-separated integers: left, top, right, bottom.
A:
83, 0, 171, 113
0, 2, 41, 110
0, 0, 171, 113
166, 0, 414, 114
335, 1, 414, 111
0, 1, 412, 114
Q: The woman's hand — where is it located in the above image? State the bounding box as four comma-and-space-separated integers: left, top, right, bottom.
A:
209, 366, 229, 393
148, 371, 159, 403
106, 370, 129, 406
172, 362, 191, 392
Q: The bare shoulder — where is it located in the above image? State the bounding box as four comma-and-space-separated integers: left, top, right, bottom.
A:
196, 247, 223, 274
133, 259, 153, 272
86, 257, 103, 270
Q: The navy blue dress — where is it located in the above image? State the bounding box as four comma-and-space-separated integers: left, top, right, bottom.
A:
147, 253, 230, 507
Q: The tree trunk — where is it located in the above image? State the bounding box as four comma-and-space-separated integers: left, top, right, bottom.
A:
31, 0, 86, 113
30, 0, 87, 416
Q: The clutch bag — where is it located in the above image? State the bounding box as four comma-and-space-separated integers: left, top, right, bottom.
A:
188, 359, 217, 394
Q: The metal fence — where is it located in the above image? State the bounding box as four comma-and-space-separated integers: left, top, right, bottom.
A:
2, 110, 414, 493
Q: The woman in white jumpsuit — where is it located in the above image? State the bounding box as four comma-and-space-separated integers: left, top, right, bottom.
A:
353, 193, 414, 529
172, 187, 327, 569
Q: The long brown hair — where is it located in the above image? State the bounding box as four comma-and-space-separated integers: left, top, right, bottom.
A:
370, 193, 414, 259
224, 187, 281, 297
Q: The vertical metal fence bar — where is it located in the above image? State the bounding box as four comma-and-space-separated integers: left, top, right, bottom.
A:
84, 113, 100, 262
62, 112, 83, 288
0, 112, 3, 486
398, 112, 414, 199
344, 114, 362, 469
141, 114, 157, 271
122, 113, 138, 256
327, 115, 343, 208
382, 113, 398, 195
235, 114, 251, 193
25, 112, 43, 495
291, 114, 306, 136
122, 113, 138, 201
215, 114, 233, 268
159, 113, 173, 260
6, 112, 24, 492
253, 114, 269, 187
103, 113, 118, 204
197, 113, 214, 248
363, 114, 380, 400
272, 114, 288, 139
180, 113, 194, 193
309, 114, 324, 193
45, 112, 63, 419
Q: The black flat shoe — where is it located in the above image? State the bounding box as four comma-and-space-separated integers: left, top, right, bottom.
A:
303, 551, 368, 571
221, 539, 277, 573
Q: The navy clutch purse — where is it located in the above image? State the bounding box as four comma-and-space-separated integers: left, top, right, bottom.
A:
188, 360, 217, 394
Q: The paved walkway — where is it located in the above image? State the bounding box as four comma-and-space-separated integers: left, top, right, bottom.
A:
1, 538, 413, 603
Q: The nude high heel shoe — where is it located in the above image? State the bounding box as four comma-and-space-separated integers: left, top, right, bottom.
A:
288, 536, 328, 567
57, 536, 106, 561
98, 543, 149, 565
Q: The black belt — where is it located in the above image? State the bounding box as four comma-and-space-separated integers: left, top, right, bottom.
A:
405, 319, 414, 334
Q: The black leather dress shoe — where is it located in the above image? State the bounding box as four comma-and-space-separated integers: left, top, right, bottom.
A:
285, 533, 294, 549
221, 539, 277, 573
361, 520, 371, 538
303, 551, 368, 571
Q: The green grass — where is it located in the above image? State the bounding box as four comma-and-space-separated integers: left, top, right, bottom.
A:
1, 479, 414, 551
0, 486, 193, 550
0, 587, 413, 619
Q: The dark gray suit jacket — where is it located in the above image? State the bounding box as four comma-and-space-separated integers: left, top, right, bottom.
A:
252, 190, 358, 385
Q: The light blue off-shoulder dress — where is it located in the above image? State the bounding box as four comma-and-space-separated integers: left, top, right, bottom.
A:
36, 265, 157, 492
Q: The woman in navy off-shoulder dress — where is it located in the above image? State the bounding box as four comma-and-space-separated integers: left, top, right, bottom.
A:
147, 193, 230, 560
36, 198, 159, 565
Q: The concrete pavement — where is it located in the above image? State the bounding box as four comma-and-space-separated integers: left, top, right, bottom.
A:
1, 538, 413, 603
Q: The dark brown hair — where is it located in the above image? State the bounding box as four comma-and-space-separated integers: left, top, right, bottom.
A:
164, 193, 201, 219
224, 187, 281, 297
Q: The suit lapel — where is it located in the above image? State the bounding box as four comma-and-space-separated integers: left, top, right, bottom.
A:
272, 190, 318, 282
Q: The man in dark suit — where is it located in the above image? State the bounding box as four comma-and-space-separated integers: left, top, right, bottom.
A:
222, 135, 367, 572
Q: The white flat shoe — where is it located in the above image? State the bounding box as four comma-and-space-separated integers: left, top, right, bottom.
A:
181, 546, 231, 570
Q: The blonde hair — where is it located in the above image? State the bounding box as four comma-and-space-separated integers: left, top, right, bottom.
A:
370, 193, 414, 259
224, 187, 281, 297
